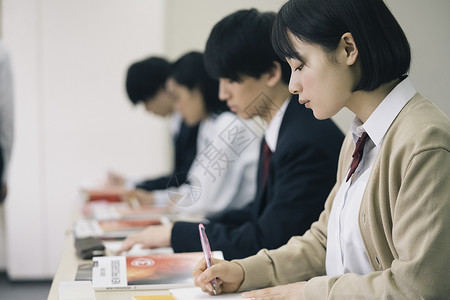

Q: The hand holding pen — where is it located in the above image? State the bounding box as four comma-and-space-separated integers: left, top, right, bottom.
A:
195, 224, 245, 295
199, 224, 218, 294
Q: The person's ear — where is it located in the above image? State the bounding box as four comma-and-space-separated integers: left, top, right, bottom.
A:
339, 32, 358, 66
266, 61, 283, 87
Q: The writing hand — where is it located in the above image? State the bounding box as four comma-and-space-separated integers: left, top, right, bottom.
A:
107, 171, 126, 186
193, 258, 244, 295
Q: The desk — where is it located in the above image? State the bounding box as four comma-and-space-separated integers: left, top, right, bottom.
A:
47, 229, 173, 300
48, 225, 179, 300
47, 202, 206, 300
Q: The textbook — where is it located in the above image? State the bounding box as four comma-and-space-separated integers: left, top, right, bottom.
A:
82, 186, 127, 202
74, 218, 163, 240
91, 252, 223, 290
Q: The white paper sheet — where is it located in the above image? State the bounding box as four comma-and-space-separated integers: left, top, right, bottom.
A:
59, 281, 95, 300
170, 287, 250, 299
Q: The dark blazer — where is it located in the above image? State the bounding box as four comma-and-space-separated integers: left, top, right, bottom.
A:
136, 121, 199, 191
171, 96, 344, 260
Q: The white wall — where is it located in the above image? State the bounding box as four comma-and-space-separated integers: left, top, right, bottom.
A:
165, 0, 450, 132
2, 0, 170, 279
385, 0, 450, 119
165, 0, 286, 60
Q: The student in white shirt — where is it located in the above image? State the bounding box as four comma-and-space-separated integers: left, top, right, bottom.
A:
127, 51, 263, 218
193, 0, 450, 299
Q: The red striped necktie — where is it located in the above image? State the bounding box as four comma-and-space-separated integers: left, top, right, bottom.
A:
262, 141, 272, 186
346, 132, 369, 182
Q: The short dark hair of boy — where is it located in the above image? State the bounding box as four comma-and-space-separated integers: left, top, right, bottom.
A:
169, 51, 228, 115
204, 9, 291, 85
125, 57, 170, 105
272, 0, 411, 92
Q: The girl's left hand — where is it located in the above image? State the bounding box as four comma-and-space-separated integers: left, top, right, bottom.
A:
241, 282, 306, 300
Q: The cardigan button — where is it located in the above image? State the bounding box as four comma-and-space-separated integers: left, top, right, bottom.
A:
362, 213, 366, 225
375, 256, 381, 266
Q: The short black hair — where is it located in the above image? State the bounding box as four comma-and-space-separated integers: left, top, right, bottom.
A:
204, 8, 291, 85
169, 51, 228, 115
125, 57, 170, 105
272, 0, 411, 91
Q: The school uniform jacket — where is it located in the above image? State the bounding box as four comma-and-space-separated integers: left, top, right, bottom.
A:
235, 94, 450, 299
171, 96, 344, 260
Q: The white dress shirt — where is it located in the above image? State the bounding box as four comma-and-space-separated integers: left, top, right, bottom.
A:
168, 112, 182, 140
0, 40, 14, 184
326, 77, 417, 276
154, 112, 264, 218
195, 114, 215, 155
264, 98, 290, 152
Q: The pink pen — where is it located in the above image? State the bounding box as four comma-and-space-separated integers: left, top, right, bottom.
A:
199, 223, 218, 295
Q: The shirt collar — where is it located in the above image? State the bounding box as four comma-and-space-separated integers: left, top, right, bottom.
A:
265, 97, 290, 152
351, 77, 417, 146
169, 112, 182, 136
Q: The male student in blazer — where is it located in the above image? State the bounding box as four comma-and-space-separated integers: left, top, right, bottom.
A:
119, 9, 344, 260
110, 57, 199, 191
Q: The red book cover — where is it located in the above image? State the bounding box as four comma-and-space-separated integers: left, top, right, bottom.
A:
92, 252, 223, 290
82, 186, 127, 202
126, 253, 203, 286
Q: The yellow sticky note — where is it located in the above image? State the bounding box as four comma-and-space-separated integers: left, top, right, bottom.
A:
132, 296, 177, 300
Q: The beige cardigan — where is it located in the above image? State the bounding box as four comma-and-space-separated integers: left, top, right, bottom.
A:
235, 94, 450, 299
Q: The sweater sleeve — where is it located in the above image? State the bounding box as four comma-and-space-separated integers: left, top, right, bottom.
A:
304, 146, 450, 299
234, 181, 338, 291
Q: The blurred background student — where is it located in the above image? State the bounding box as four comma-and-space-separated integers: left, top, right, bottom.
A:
108, 56, 199, 191
0, 39, 14, 203
125, 51, 263, 218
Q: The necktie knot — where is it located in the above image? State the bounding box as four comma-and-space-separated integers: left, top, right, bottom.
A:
346, 132, 369, 182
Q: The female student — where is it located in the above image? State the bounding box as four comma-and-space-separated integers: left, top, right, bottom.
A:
193, 0, 450, 299
129, 51, 263, 218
